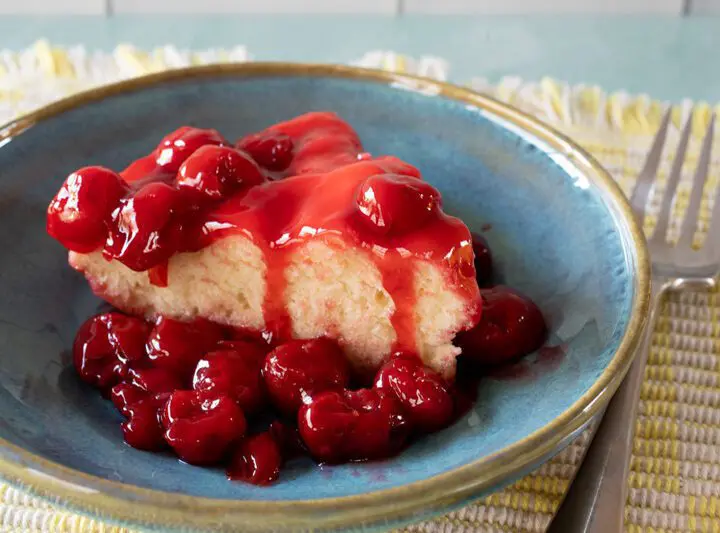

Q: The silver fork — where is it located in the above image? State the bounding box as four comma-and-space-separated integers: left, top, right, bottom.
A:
547, 110, 720, 533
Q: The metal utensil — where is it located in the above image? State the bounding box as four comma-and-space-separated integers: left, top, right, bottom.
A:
548, 109, 720, 533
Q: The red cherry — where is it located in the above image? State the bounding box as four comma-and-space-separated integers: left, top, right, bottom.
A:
177, 145, 266, 200
146, 317, 226, 379
104, 182, 182, 272
470, 232, 493, 287
110, 382, 148, 417
298, 389, 408, 463
162, 391, 246, 465
268, 420, 305, 460
220, 335, 272, 352
73, 313, 142, 389
47, 166, 129, 252
227, 432, 282, 485
267, 111, 364, 175
106, 314, 151, 365
127, 366, 183, 395
121, 394, 169, 451
354, 174, 440, 236
236, 131, 294, 172
374, 352, 454, 432
193, 343, 267, 415
154, 126, 227, 173
456, 286, 547, 366
263, 338, 350, 414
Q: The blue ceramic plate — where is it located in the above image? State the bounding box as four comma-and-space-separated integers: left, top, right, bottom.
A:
0, 64, 650, 532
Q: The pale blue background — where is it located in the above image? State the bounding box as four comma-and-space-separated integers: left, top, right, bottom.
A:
0, 15, 718, 101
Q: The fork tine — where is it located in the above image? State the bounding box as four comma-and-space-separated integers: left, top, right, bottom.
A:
677, 114, 715, 252
629, 109, 671, 223
650, 111, 694, 245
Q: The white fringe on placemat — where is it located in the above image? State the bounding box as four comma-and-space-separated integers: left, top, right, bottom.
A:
0, 40, 713, 141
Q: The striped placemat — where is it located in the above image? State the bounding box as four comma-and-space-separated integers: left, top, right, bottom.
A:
0, 41, 718, 533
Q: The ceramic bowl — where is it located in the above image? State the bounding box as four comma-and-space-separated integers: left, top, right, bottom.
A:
0, 64, 650, 532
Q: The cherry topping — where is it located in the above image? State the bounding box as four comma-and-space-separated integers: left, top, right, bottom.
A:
269, 420, 306, 460
155, 126, 227, 173
121, 395, 168, 451
193, 343, 267, 414
146, 317, 226, 378
298, 389, 408, 463
221, 328, 272, 353
354, 173, 440, 236
374, 352, 454, 433
470, 232, 493, 287
104, 182, 184, 272
456, 286, 547, 366
263, 338, 350, 414
47, 166, 129, 253
227, 432, 282, 485
127, 366, 183, 395
162, 391, 247, 465
177, 145, 266, 200
110, 382, 148, 417
236, 131, 295, 172
73, 313, 136, 389
106, 315, 151, 365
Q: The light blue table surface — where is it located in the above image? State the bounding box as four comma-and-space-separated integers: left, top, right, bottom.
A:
0, 15, 718, 102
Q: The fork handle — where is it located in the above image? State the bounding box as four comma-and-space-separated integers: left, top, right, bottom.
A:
546, 283, 663, 533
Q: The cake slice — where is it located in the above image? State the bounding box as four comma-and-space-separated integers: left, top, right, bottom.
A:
48, 112, 481, 378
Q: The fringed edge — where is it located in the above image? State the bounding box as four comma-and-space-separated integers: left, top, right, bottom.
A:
0, 42, 714, 139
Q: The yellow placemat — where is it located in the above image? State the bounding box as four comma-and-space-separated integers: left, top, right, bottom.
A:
1, 41, 719, 533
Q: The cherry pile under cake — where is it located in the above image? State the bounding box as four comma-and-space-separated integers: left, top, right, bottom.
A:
47, 111, 547, 485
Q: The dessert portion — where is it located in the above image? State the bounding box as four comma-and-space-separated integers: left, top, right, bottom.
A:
48, 112, 548, 486
50, 112, 479, 379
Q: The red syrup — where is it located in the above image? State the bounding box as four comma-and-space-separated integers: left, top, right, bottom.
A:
52, 111, 551, 486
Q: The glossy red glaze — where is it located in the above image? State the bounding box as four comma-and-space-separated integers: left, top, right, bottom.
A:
374, 352, 454, 432
121, 394, 168, 451
227, 432, 282, 485
177, 145, 266, 199
73, 313, 137, 389
103, 181, 187, 272
355, 173, 440, 236
152, 126, 228, 176
268, 420, 306, 460
162, 390, 247, 465
106, 314, 151, 365
456, 286, 547, 366
146, 317, 226, 378
47, 166, 129, 253
225, 329, 275, 349
193, 343, 267, 414
298, 388, 408, 463
264, 111, 362, 176
110, 382, 148, 417
127, 365, 183, 395
236, 131, 294, 172
263, 338, 350, 414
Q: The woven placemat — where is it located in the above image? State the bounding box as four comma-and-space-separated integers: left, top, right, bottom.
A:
0, 41, 718, 533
